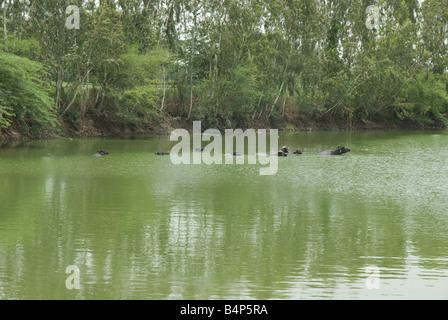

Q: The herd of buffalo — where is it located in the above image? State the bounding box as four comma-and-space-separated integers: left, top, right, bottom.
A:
92, 146, 351, 157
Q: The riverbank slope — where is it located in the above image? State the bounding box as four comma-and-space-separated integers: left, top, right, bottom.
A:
1, 107, 446, 141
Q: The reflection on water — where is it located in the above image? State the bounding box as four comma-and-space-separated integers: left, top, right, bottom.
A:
0, 131, 447, 299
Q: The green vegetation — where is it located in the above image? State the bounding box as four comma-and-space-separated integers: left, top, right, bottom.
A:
0, 0, 447, 138
0, 47, 56, 136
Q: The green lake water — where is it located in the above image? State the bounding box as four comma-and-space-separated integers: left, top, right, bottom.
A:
0, 130, 447, 300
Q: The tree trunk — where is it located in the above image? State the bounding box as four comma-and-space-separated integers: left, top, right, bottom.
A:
85, 70, 90, 113
3, 2, 7, 40
61, 71, 91, 116
160, 67, 166, 111
282, 84, 287, 117
56, 24, 66, 113
79, 74, 84, 114
270, 81, 284, 115
81, 69, 90, 115
188, 8, 196, 119
56, 63, 64, 113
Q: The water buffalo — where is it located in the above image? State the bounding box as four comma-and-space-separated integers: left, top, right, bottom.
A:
278, 146, 290, 156
316, 146, 351, 155
92, 150, 109, 157
225, 151, 242, 157
257, 146, 302, 156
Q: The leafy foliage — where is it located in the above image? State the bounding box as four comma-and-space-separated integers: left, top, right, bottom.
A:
100, 46, 174, 125
0, 48, 56, 133
0, 0, 447, 136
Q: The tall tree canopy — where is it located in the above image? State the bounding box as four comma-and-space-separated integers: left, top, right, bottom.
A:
1, 0, 447, 136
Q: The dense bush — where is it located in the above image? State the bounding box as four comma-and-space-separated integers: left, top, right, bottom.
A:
0, 48, 56, 134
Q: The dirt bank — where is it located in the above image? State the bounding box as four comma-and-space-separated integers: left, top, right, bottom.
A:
1, 110, 445, 141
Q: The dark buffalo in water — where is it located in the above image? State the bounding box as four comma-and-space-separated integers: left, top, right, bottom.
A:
316, 146, 351, 156
92, 150, 109, 157
277, 146, 290, 156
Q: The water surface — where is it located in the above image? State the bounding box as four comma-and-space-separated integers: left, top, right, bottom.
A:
0, 130, 447, 299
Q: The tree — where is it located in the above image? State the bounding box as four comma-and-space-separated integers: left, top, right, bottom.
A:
1, 0, 448, 136
0, 49, 56, 134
